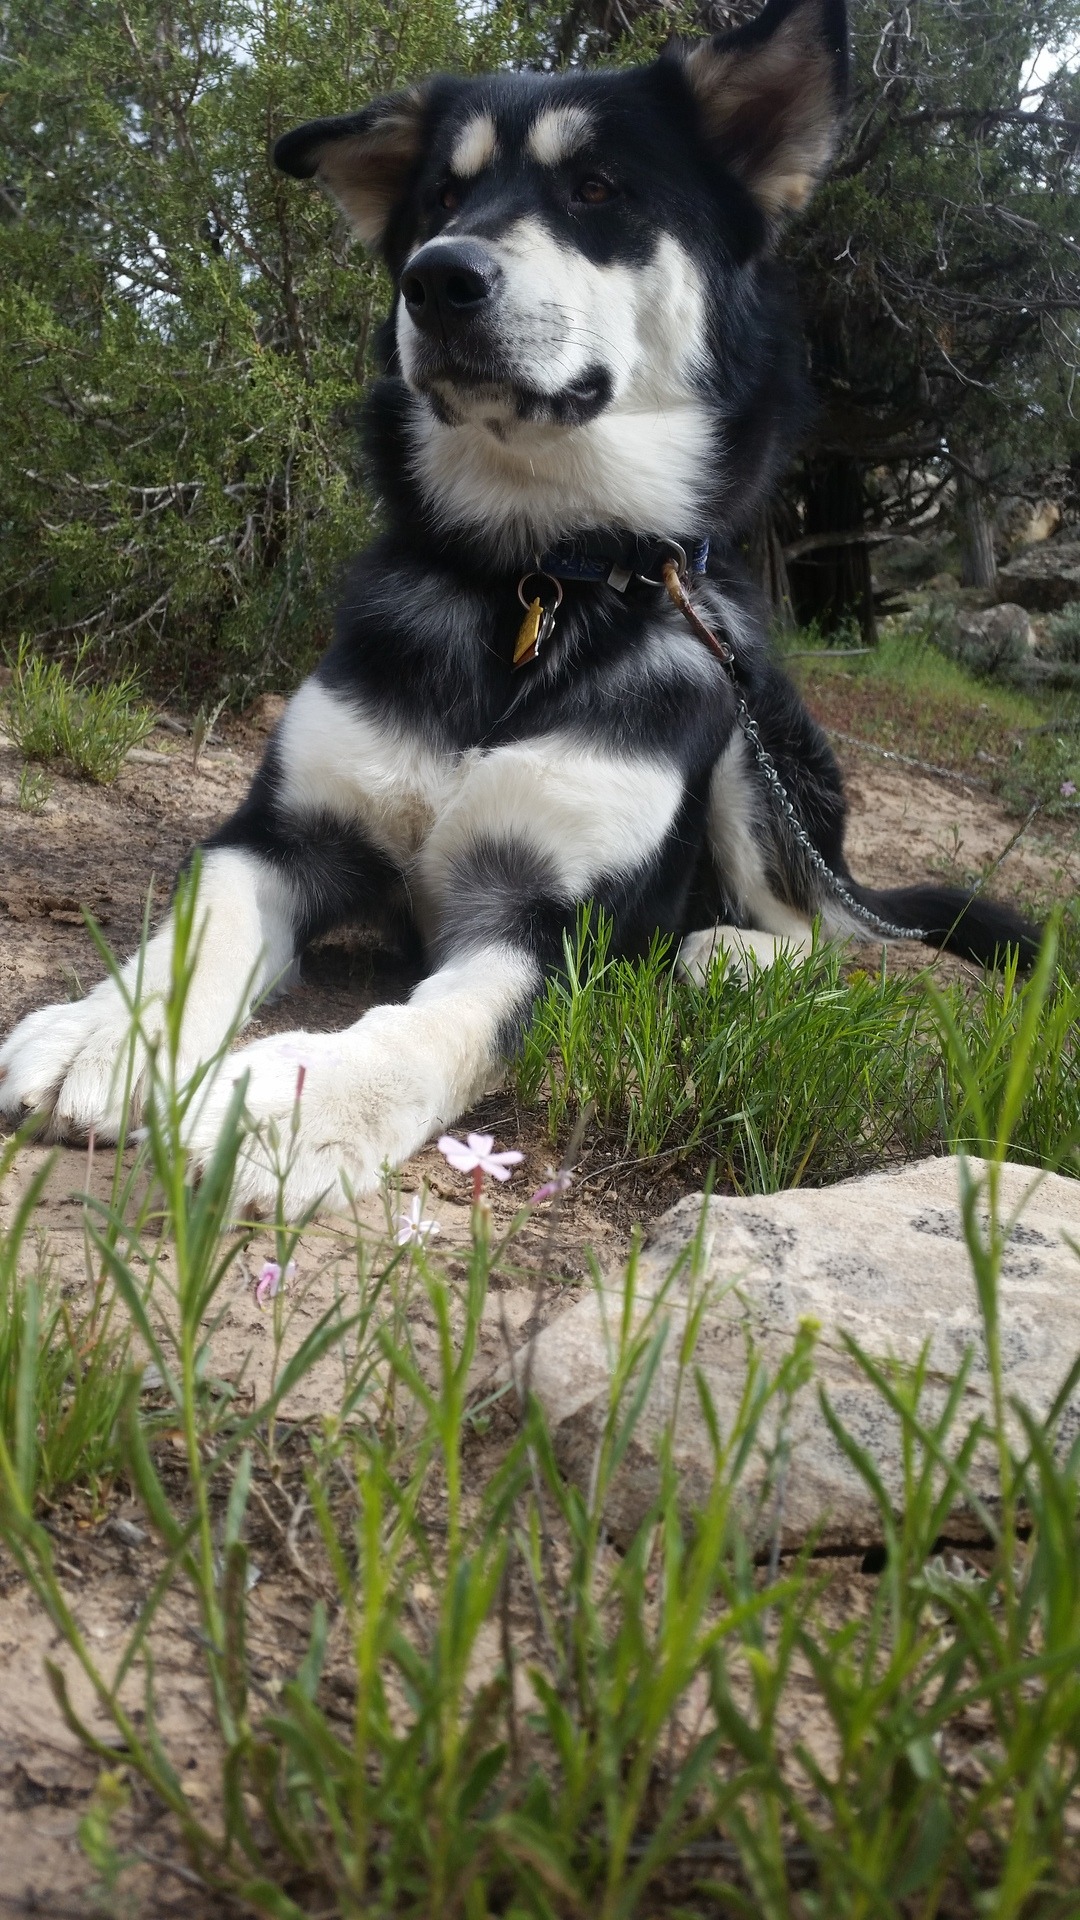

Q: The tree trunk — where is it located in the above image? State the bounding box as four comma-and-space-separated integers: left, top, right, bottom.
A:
787, 454, 877, 644
955, 454, 998, 591
749, 503, 796, 631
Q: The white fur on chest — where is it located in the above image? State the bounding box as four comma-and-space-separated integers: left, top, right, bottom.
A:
277, 678, 465, 864
274, 678, 684, 913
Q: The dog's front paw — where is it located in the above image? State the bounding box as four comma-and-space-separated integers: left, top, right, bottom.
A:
184, 1014, 441, 1218
0, 989, 145, 1139
676, 924, 812, 985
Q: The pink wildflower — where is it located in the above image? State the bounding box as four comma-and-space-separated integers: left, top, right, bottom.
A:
531, 1167, 574, 1204
438, 1131, 524, 1203
1061, 781, 1077, 799
254, 1259, 295, 1307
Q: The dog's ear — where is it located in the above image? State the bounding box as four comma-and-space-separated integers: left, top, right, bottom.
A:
677, 0, 848, 219
274, 90, 428, 249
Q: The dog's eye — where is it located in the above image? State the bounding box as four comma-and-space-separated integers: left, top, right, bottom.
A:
574, 176, 616, 206
439, 182, 460, 212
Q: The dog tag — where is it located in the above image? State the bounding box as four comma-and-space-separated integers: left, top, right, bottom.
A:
514, 570, 563, 669
513, 599, 557, 668
513, 596, 543, 667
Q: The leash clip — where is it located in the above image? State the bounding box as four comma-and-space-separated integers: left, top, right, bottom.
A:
638, 541, 688, 590
660, 557, 734, 668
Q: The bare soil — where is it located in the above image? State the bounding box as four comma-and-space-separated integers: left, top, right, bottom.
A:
1, 696, 1079, 1912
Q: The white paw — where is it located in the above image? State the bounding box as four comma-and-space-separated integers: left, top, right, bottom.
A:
184, 1011, 453, 1218
677, 924, 812, 985
0, 985, 150, 1139
0, 849, 299, 1143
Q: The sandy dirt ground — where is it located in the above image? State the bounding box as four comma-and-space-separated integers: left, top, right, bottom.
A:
1, 702, 1079, 1913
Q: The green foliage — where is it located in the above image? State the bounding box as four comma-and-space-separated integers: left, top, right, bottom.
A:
3, 893, 1080, 1912
0, 1135, 131, 1505
0, 0, 562, 702
4, 638, 155, 782
789, 622, 1080, 820
787, 0, 1080, 484
514, 908, 1080, 1186
78, 1770, 137, 1915
1044, 601, 1080, 665
17, 763, 52, 813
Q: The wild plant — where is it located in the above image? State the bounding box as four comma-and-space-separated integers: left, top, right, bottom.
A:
515, 907, 1080, 1188
3, 636, 155, 782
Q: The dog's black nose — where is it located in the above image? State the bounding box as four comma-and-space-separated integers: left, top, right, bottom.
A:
400, 241, 501, 337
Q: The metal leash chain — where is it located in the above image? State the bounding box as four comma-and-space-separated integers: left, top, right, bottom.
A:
730, 689, 928, 942
659, 559, 928, 944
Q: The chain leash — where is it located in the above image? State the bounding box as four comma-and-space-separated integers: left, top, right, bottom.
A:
660, 561, 928, 945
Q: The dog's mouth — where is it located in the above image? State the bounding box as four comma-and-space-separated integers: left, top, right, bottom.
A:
409, 360, 614, 433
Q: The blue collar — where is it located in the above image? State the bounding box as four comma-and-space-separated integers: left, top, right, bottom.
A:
538, 534, 710, 592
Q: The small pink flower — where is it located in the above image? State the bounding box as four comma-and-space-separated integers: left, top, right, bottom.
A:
395, 1194, 440, 1247
438, 1131, 524, 1202
254, 1259, 295, 1307
531, 1167, 574, 1204
1061, 781, 1077, 799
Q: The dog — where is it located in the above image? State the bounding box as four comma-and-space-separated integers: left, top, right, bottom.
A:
0, 0, 1038, 1214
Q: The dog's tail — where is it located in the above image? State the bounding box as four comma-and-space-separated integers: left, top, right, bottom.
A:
842, 882, 1042, 970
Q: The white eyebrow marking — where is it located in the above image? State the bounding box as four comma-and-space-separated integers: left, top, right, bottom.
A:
527, 104, 594, 167
450, 113, 498, 179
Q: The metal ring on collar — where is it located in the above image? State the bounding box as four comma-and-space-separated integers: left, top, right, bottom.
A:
517, 571, 565, 610
638, 541, 688, 588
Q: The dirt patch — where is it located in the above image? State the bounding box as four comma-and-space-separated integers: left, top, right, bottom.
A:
840, 753, 1080, 979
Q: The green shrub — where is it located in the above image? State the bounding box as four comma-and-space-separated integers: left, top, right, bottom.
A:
4, 639, 155, 782
1044, 601, 1080, 665
514, 910, 1080, 1188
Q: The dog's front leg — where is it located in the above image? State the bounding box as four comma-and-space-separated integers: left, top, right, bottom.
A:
184, 731, 688, 1216
0, 671, 418, 1141
182, 939, 539, 1215
0, 846, 299, 1140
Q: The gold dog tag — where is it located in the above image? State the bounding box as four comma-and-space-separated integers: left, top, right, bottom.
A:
513, 596, 543, 668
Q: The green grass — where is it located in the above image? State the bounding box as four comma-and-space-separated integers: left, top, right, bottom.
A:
513, 910, 1080, 1187
0, 1135, 133, 1508
17, 762, 52, 812
784, 626, 1080, 821
3, 636, 156, 783
2, 883, 1080, 1915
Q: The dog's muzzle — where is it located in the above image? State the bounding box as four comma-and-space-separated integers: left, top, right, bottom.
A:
400, 240, 503, 342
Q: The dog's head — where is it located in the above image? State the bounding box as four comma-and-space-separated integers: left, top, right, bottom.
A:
276, 0, 846, 553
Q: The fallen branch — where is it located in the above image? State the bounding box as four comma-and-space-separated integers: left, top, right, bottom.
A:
783, 528, 924, 561
784, 646, 874, 660
826, 729, 995, 791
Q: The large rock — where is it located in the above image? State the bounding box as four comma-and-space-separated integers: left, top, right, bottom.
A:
512, 1159, 1080, 1550
954, 602, 1036, 670
994, 496, 1063, 557
998, 541, 1080, 612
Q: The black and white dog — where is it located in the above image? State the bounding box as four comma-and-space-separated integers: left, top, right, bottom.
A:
0, 0, 1037, 1213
